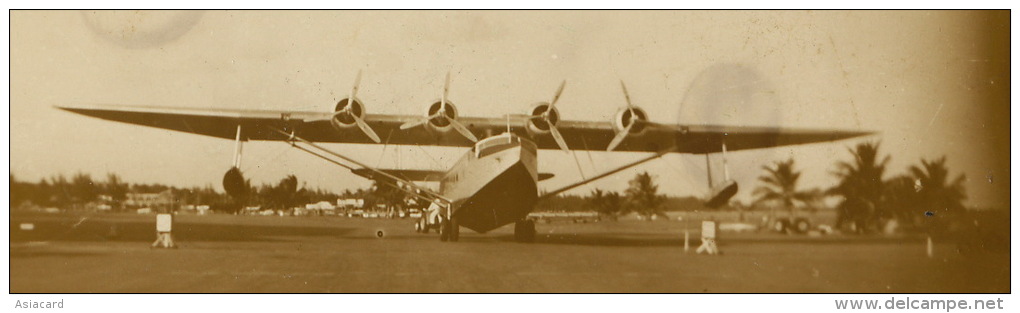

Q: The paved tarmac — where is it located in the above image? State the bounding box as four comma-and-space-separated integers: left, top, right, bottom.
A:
9, 212, 1009, 293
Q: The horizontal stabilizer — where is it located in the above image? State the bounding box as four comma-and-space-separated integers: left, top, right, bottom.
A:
352, 169, 444, 182
352, 168, 554, 182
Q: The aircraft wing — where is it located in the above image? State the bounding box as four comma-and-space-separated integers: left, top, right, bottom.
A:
58, 104, 870, 153
546, 120, 871, 154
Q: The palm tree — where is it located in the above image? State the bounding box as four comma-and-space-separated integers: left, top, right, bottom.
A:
104, 173, 128, 211
883, 175, 919, 229
829, 142, 889, 233
11, 174, 23, 207
70, 172, 98, 208
268, 175, 299, 211
753, 158, 813, 227
909, 157, 966, 232
588, 188, 623, 220
369, 179, 407, 217
626, 172, 665, 219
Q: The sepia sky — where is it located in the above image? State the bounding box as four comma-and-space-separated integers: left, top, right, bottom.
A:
9, 10, 1010, 208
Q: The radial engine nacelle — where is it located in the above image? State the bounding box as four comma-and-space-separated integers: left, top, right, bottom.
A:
398, 73, 478, 142
605, 81, 652, 151
323, 70, 381, 143
330, 98, 367, 129
611, 106, 649, 135
421, 100, 460, 131
525, 102, 560, 136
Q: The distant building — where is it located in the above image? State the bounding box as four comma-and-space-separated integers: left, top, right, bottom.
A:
307, 201, 336, 210
89, 194, 115, 211
125, 190, 176, 211
336, 198, 364, 209
179, 204, 211, 215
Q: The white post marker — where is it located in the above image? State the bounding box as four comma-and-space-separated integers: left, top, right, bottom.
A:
682, 215, 690, 252
926, 235, 933, 258
152, 213, 176, 249
696, 220, 719, 255
684, 230, 690, 252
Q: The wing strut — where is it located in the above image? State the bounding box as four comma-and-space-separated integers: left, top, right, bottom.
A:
269, 127, 450, 205
538, 146, 676, 201
705, 153, 713, 190
283, 139, 438, 205
722, 139, 730, 181
232, 124, 244, 168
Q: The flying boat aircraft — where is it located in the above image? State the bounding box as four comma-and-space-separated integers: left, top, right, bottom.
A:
58, 72, 870, 243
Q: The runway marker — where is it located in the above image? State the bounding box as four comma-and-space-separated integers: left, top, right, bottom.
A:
152, 213, 176, 249
696, 221, 720, 255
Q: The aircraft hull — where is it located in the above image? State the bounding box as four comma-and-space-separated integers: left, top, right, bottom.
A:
455, 162, 538, 233
441, 138, 539, 233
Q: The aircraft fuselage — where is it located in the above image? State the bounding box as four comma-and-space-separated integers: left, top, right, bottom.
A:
439, 133, 539, 233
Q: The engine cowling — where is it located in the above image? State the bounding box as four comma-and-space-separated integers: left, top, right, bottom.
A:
611, 107, 649, 135
330, 98, 366, 129
526, 102, 560, 135
423, 100, 459, 130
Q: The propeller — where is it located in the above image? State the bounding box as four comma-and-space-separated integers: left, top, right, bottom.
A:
607, 80, 642, 151
399, 72, 478, 142
529, 80, 570, 151
330, 70, 381, 143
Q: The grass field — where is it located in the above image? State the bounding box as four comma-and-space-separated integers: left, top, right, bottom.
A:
9, 211, 1009, 293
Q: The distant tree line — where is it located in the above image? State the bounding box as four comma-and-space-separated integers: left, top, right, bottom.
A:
11, 173, 138, 210
537, 192, 711, 214
550, 171, 675, 220
11, 140, 970, 234
10, 171, 453, 217
9, 173, 345, 214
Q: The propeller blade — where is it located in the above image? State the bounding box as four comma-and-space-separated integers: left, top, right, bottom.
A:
620, 80, 634, 108
549, 80, 566, 110
606, 122, 634, 152
399, 112, 445, 130
549, 125, 570, 152
349, 70, 362, 103
448, 118, 478, 142
441, 72, 451, 112
398, 119, 427, 130
351, 113, 381, 143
